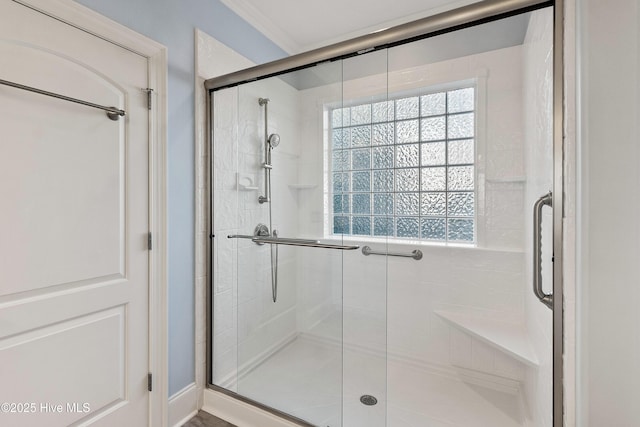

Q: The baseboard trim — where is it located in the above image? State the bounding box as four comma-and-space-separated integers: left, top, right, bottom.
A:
169, 383, 198, 427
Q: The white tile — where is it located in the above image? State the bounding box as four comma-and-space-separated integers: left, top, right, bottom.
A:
471, 338, 495, 373
451, 327, 473, 368
213, 290, 233, 334
493, 348, 525, 381
427, 314, 451, 364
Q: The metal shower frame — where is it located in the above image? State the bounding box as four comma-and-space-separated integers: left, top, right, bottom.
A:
205, 0, 565, 424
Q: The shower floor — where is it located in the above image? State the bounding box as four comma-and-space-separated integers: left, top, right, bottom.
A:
235, 336, 527, 427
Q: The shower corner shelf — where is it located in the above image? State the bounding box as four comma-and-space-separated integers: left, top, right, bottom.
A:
288, 184, 317, 190
434, 310, 538, 367
238, 185, 259, 191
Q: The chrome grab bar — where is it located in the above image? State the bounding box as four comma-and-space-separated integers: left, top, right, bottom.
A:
361, 245, 423, 260
533, 192, 553, 309
227, 234, 359, 250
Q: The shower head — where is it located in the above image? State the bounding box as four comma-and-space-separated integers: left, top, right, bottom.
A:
268, 133, 280, 148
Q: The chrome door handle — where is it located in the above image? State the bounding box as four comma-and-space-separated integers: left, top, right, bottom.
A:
533, 192, 553, 309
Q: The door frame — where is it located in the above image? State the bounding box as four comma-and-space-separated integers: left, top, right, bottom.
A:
10, 0, 169, 425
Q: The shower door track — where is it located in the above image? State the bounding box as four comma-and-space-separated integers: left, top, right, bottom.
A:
206, 0, 565, 425
204, 0, 554, 92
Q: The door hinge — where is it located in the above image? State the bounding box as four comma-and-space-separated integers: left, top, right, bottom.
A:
148, 232, 152, 250
148, 373, 153, 392
142, 88, 154, 110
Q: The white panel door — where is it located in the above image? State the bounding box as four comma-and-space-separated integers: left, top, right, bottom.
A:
0, 1, 150, 426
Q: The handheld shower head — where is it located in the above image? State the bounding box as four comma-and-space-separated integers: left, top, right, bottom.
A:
268, 133, 280, 148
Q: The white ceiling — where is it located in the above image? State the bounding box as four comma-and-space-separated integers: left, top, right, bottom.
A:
220, 0, 482, 54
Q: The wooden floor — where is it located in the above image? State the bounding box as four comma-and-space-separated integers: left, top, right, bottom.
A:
181, 410, 237, 427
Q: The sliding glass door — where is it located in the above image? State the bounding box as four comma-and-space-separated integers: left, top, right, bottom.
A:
209, 5, 559, 426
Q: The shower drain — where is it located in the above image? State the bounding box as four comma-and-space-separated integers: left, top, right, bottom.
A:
360, 395, 378, 406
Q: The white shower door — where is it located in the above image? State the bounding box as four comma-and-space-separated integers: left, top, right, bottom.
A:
0, 2, 151, 426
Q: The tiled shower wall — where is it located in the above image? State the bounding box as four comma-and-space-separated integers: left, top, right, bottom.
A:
199, 32, 304, 388
210, 78, 303, 388
296, 44, 530, 383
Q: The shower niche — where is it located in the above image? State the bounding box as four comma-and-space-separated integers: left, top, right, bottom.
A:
208, 6, 556, 427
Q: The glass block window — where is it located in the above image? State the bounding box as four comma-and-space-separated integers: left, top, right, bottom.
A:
330, 87, 475, 242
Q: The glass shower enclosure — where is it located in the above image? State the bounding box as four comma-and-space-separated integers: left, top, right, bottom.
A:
208, 2, 562, 426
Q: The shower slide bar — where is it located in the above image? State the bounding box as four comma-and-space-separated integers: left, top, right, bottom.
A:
227, 234, 359, 250
361, 245, 423, 261
0, 78, 126, 120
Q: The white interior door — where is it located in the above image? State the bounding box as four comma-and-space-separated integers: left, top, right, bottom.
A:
0, 1, 150, 426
